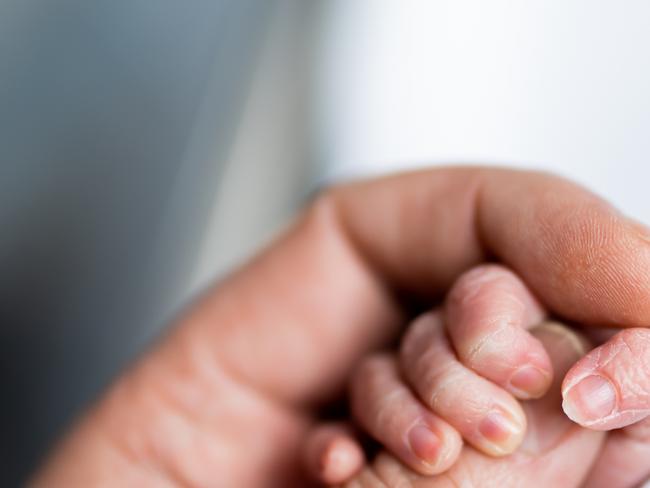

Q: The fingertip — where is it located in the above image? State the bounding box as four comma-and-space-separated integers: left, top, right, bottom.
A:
540, 323, 639, 430
304, 425, 364, 485
319, 436, 365, 485
558, 328, 650, 430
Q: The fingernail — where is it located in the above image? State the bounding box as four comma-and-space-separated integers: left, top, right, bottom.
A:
535, 321, 588, 357
408, 425, 441, 466
509, 365, 550, 399
478, 409, 524, 455
562, 375, 617, 425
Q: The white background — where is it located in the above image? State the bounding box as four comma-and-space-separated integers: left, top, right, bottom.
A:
315, 1, 650, 222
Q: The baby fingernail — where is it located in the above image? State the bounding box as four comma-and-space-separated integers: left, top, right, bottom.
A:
509, 365, 550, 398
562, 375, 617, 425
408, 425, 441, 466
478, 409, 524, 455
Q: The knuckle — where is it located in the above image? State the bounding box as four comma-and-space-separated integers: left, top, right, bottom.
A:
463, 325, 510, 368
409, 349, 463, 408
593, 329, 650, 400
610, 329, 650, 387
371, 391, 404, 431
424, 366, 466, 409
463, 324, 529, 371
615, 328, 650, 353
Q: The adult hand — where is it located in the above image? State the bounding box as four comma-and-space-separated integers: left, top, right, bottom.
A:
32, 168, 650, 487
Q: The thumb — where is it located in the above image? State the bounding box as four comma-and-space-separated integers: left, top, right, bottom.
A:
560, 328, 650, 486
562, 328, 650, 430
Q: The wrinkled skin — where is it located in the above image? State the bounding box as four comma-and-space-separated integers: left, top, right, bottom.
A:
31, 168, 650, 487
342, 324, 606, 488
310, 266, 650, 487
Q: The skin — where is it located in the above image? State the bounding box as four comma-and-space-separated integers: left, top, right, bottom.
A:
310, 265, 650, 487
312, 265, 554, 479
30, 168, 650, 487
340, 322, 606, 488
444, 265, 550, 400
303, 424, 365, 486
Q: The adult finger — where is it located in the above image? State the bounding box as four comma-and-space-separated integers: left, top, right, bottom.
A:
187, 167, 650, 408
445, 264, 551, 399
334, 168, 650, 330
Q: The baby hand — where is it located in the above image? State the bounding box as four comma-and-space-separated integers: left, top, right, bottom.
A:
304, 264, 578, 484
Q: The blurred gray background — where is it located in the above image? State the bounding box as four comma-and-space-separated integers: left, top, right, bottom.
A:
0, 1, 316, 484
